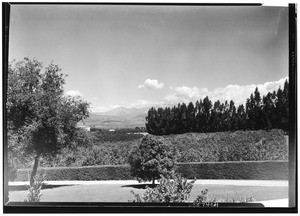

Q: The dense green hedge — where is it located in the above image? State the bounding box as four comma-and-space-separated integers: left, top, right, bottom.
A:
177, 161, 289, 180
15, 161, 288, 181
16, 165, 133, 181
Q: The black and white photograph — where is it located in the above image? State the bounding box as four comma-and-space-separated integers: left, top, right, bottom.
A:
3, 2, 297, 213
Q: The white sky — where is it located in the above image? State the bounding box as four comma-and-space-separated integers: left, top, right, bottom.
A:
9, 5, 288, 112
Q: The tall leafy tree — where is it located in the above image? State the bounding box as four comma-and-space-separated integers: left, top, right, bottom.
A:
246, 94, 255, 130
145, 107, 158, 134
282, 80, 289, 132
179, 103, 188, 133
163, 107, 171, 135
209, 100, 221, 132
253, 87, 264, 129
169, 106, 177, 134
186, 102, 195, 132
236, 104, 247, 130
229, 100, 238, 131
262, 92, 275, 130
202, 96, 212, 132
7, 57, 90, 185
222, 101, 231, 131
145, 81, 289, 135
275, 87, 285, 129
195, 100, 202, 132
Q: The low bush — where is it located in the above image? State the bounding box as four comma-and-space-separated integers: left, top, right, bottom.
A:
24, 170, 45, 202
15, 161, 288, 181
130, 175, 196, 203
129, 175, 255, 206
192, 189, 255, 206
192, 189, 218, 207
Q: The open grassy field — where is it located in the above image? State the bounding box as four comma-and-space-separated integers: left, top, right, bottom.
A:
9, 181, 288, 203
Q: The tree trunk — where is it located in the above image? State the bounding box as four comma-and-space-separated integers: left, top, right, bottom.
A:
30, 153, 41, 186
152, 178, 155, 185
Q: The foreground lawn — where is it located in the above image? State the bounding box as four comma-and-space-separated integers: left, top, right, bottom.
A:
9, 183, 288, 203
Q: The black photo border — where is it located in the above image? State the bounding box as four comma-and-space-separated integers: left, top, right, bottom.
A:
2, 2, 297, 213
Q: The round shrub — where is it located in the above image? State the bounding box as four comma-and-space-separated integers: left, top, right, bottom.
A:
128, 135, 177, 184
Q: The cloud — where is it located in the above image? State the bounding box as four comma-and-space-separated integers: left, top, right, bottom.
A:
164, 77, 288, 105
91, 97, 99, 101
90, 77, 288, 113
138, 79, 164, 89
65, 90, 82, 97
164, 86, 208, 104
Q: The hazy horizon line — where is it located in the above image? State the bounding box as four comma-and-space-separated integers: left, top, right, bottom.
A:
87, 76, 288, 113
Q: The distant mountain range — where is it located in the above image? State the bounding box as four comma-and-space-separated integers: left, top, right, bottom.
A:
80, 107, 151, 129
99, 107, 150, 117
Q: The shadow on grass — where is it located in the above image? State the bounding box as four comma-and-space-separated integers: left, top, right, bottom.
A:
121, 183, 158, 189
9, 184, 72, 191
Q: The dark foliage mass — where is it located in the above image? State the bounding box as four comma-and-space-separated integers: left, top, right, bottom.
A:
146, 81, 289, 135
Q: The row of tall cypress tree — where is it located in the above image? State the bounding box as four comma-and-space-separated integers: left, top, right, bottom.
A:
145, 80, 289, 135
